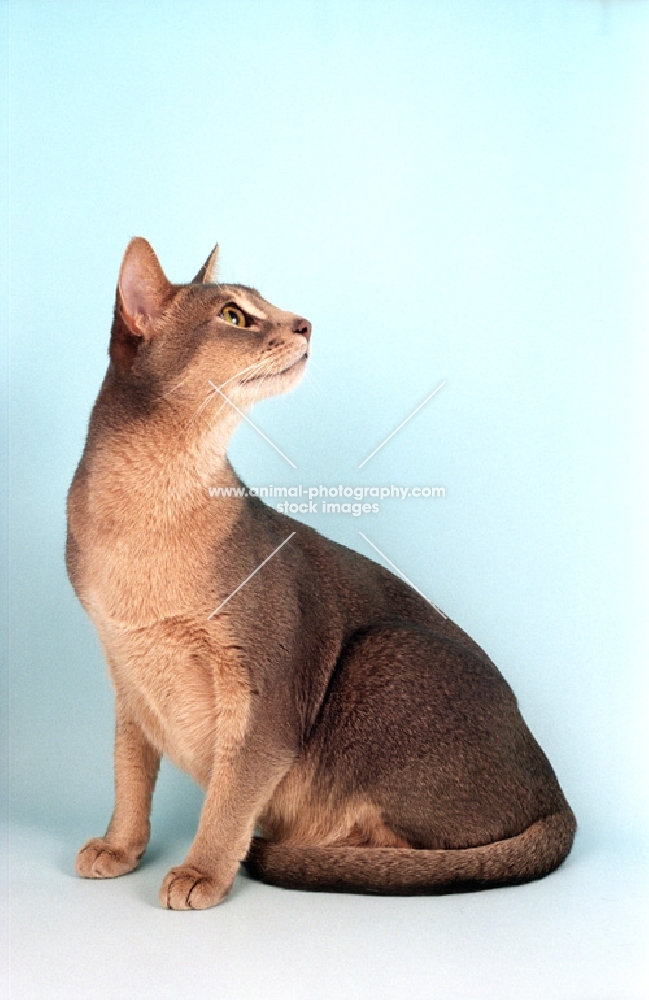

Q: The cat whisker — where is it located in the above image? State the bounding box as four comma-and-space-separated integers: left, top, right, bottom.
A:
187, 363, 267, 431
300, 366, 326, 400
152, 372, 193, 403
217, 361, 267, 390
238, 358, 278, 385
187, 352, 300, 433
186, 389, 224, 430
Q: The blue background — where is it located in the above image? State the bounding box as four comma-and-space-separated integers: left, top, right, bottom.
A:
2, 2, 648, 998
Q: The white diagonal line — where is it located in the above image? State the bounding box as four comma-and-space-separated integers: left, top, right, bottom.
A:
358, 380, 447, 469
358, 531, 446, 619
208, 380, 297, 469
207, 532, 296, 619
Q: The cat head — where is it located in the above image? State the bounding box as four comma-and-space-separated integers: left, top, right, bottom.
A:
108, 238, 310, 417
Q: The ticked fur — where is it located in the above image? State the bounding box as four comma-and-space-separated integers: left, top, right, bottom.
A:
68, 239, 575, 909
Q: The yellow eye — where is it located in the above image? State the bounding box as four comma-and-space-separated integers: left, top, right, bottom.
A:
221, 304, 246, 327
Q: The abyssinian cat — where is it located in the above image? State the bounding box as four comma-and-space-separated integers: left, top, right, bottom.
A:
66, 238, 576, 909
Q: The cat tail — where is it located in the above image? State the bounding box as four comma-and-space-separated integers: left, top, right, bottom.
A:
244, 808, 576, 895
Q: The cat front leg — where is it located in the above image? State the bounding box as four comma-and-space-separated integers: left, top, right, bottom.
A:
76, 699, 160, 878
159, 740, 293, 909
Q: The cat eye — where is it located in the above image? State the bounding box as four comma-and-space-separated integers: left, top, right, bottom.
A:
221, 304, 247, 328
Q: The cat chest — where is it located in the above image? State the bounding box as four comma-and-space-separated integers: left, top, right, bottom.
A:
98, 617, 249, 787
78, 533, 216, 628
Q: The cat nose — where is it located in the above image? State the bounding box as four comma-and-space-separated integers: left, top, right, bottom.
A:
293, 317, 311, 341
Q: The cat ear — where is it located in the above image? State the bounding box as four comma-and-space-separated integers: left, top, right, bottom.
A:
117, 238, 174, 335
192, 244, 219, 284
110, 238, 174, 374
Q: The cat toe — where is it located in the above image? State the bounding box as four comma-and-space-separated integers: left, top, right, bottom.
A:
159, 865, 231, 910
75, 838, 142, 878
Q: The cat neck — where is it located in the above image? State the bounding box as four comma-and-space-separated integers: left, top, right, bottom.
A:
81, 375, 247, 527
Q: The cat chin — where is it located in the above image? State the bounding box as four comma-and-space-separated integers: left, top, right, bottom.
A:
239, 356, 307, 400
274, 355, 308, 393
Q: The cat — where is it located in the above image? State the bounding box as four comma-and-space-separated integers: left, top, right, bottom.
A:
66, 238, 576, 909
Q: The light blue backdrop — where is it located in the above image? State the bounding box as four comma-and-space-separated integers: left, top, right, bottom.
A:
3, 0, 648, 889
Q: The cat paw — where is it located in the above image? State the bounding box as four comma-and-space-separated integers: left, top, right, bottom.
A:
159, 864, 232, 910
75, 837, 144, 878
